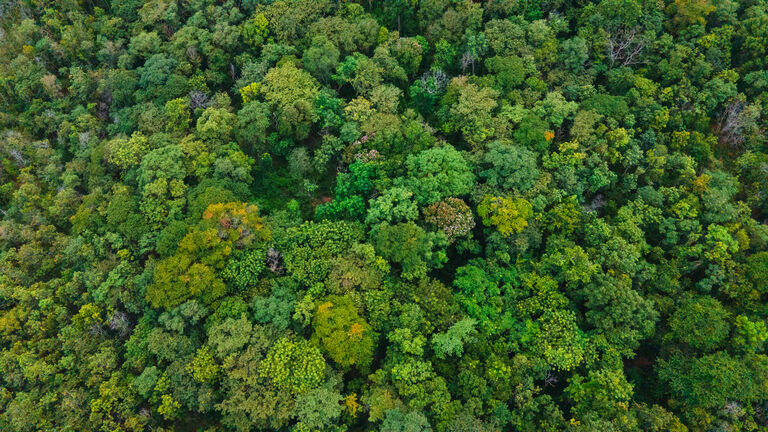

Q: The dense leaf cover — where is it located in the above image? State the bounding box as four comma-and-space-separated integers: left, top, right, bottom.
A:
1, 0, 768, 430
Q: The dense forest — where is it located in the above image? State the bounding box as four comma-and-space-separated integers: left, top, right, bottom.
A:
1, 0, 767, 430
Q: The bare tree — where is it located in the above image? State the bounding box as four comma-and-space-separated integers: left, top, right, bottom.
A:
89, 323, 107, 337
461, 51, 475, 74
714, 100, 747, 148
7, 148, 27, 167
266, 247, 284, 274
189, 90, 210, 110
607, 28, 646, 67
723, 401, 743, 417
109, 311, 132, 337
417, 70, 448, 94
544, 372, 559, 387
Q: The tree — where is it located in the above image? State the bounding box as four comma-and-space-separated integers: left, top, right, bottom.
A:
334, 53, 383, 95
187, 346, 220, 383
303, 36, 340, 83
668, 296, 730, 352
261, 61, 320, 140
477, 195, 533, 237
221, 248, 267, 292
146, 202, 269, 309
165, 97, 190, 135
283, 220, 365, 291
380, 409, 432, 432
105, 132, 149, 169
531, 310, 588, 372
237, 101, 271, 153
565, 368, 634, 419
409, 71, 447, 115
136, 53, 186, 104
315, 161, 375, 221
422, 198, 475, 241
432, 318, 477, 359
479, 141, 540, 192
294, 387, 344, 430
532, 92, 578, 129
370, 222, 447, 280
147, 254, 226, 309
446, 80, 498, 147
581, 274, 657, 357
514, 114, 550, 153
559, 37, 589, 73
486, 56, 525, 95
732, 315, 768, 354
668, 0, 715, 28
215, 324, 294, 430
312, 296, 377, 370
259, 337, 326, 395
453, 264, 511, 331
658, 352, 758, 411
137, 144, 187, 227
196, 106, 237, 144
404, 145, 475, 205
366, 187, 419, 225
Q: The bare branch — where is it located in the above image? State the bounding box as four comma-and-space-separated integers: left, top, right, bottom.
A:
607, 27, 646, 67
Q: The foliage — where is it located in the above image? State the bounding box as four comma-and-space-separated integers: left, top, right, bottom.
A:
2, 1, 768, 431
422, 198, 475, 241
259, 337, 326, 395
477, 195, 533, 237
431, 318, 476, 359
312, 296, 377, 370
404, 145, 475, 205
370, 222, 447, 280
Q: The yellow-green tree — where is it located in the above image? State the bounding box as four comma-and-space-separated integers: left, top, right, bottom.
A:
146, 202, 269, 309
259, 337, 326, 395
312, 295, 377, 370
477, 195, 533, 236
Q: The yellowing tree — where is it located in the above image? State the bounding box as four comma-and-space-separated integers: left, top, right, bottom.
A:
146, 202, 270, 309
312, 296, 376, 370
477, 195, 533, 236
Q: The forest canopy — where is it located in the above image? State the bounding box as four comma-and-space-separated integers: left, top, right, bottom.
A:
1, 0, 768, 431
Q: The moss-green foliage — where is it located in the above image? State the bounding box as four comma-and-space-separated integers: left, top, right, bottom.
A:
2, 0, 768, 431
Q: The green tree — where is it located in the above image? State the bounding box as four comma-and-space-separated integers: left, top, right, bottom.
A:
668, 296, 730, 352
146, 202, 268, 309
303, 36, 340, 83
566, 368, 634, 420
294, 387, 344, 430
137, 144, 187, 227
261, 61, 320, 140
370, 222, 447, 280
404, 145, 475, 205
447, 81, 498, 147
479, 141, 540, 192
236, 100, 271, 154
380, 409, 432, 432
366, 186, 419, 225
432, 318, 477, 359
